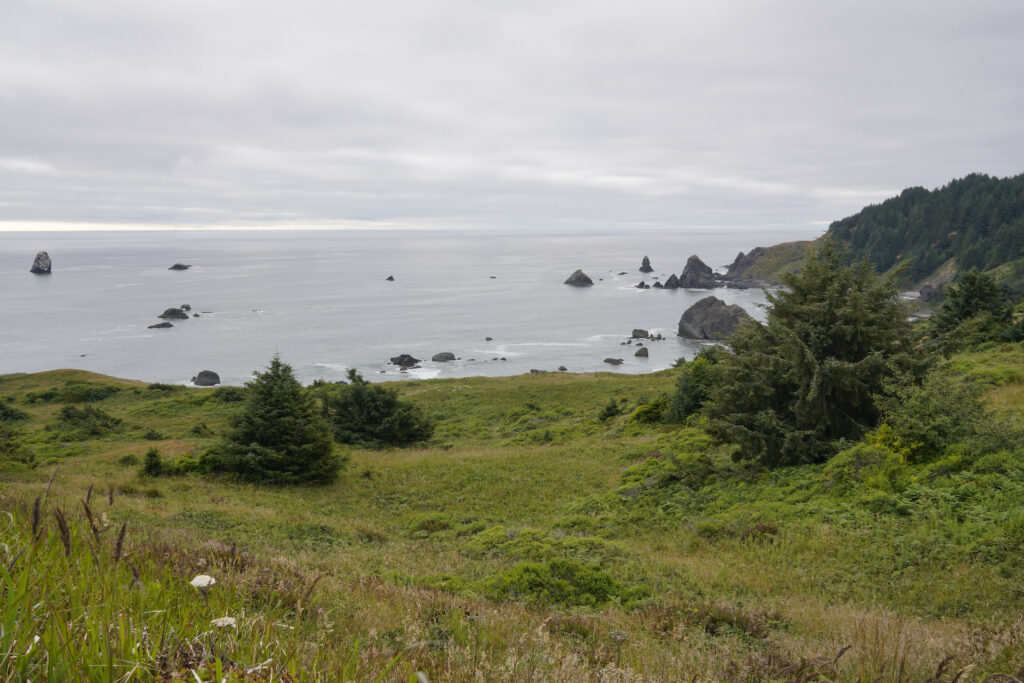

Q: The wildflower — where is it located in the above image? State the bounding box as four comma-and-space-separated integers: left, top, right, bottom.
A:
190, 574, 216, 589
211, 616, 237, 628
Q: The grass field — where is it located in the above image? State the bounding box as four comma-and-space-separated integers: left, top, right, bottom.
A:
3, 355, 1024, 681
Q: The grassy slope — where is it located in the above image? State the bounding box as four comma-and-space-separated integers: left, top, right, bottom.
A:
2, 361, 1024, 680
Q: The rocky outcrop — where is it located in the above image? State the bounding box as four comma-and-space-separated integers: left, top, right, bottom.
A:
636, 281, 650, 289
159, 307, 190, 320
631, 329, 649, 339
30, 251, 51, 274
603, 358, 624, 366
919, 283, 937, 302
386, 275, 395, 281
662, 273, 680, 289
634, 347, 649, 358
147, 322, 173, 329
432, 352, 456, 362
639, 255, 653, 273
678, 255, 716, 288
652, 281, 664, 289
168, 263, 191, 270
558, 365, 568, 372
677, 296, 753, 340
390, 354, 420, 368
191, 370, 220, 386
564, 269, 594, 287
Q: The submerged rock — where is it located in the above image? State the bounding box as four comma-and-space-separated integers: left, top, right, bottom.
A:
30, 251, 51, 274
386, 275, 395, 281
677, 296, 753, 340
639, 255, 653, 273
191, 370, 220, 386
432, 352, 456, 362
168, 263, 191, 271
603, 358, 624, 366
564, 269, 594, 287
147, 322, 173, 329
636, 281, 650, 289
390, 354, 421, 368
678, 255, 716, 288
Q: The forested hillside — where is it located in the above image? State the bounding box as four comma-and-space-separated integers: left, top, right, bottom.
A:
829, 173, 1024, 283
730, 173, 1024, 289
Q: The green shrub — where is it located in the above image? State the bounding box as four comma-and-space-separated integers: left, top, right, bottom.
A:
407, 513, 453, 538
598, 397, 621, 421
142, 428, 164, 440
316, 370, 433, 448
117, 453, 140, 467
0, 424, 34, 469
217, 355, 341, 485
141, 447, 163, 477
27, 381, 120, 404
211, 386, 247, 403
820, 443, 901, 494
53, 405, 122, 437
0, 402, 29, 423
483, 559, 649, 608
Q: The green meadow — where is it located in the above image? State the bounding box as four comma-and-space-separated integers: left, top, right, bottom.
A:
2, 348, 1024, 680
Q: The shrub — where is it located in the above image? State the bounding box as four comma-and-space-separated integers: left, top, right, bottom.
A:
316, 370, 433, 448
0, 402, 29, 423
598, 397, 621, 421
875, 371, 991, 462
53, 405, 122, 437
217, 355, 340, 485
0, 424, 34, 468
483, 559, 650, 608
27, 381, 120, 404
141, 447, 163, 477
142, 428, 164, 440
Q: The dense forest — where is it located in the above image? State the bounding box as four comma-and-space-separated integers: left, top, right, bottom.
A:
828, 173, 1024, 283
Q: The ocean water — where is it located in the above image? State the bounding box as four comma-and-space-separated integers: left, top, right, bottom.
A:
0, 228, 817, 385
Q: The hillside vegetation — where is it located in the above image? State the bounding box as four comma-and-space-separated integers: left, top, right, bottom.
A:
729, 173, 1024, 290
3, 337, 1024, 679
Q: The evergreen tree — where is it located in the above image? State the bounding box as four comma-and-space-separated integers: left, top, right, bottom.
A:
933, 269, 1010, 333
219, 355, 340, 484
700, 242, 918, 467
317, 369, 433, 448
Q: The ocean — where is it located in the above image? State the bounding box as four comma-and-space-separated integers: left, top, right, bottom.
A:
0, 228, 818, 385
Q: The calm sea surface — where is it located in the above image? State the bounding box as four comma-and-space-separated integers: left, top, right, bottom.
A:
0, 229, 817, 385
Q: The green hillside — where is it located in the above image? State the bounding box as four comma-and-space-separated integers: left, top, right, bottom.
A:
3, 338, 1024, 679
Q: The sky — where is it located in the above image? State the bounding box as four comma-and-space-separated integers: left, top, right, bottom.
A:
1, 0, 1023, 232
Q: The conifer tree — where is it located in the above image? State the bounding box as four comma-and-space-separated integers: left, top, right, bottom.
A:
701, 242, 918, 466
220, 355, 340, 484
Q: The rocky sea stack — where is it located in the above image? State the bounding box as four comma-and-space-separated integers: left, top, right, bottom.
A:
678, 296, 752, 340
678, 255, 716, 288
639, 255, 653, 273
30, 251, 51, 274
191, 370, 221, 386
431, 352, 456, 362
564, 269, 594, 287
390, 354, 420, 368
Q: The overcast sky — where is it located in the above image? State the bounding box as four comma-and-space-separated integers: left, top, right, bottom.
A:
1, 0, 1022, 232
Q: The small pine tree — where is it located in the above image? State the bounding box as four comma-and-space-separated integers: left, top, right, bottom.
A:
142, 447, 163, 477
219, 355, 340, 484
318, 369, 433, 448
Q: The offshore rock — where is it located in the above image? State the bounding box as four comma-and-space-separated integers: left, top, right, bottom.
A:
390, 354, 421, 368
639, 255, 653, 273
191, 370, 221, 386
564, 269, 594, 287
634, 346, 649, 357
677, 296, 753, 340
148, 322, 173, 329
30, 251, 52, 274
678, 255, 716, 288
168, 263, 191, 270
432, 352, 456, 362
159, 307, 190, 320
662, 273, 680, 289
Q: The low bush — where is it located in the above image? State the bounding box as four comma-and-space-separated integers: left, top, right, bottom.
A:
483, 558, 650, 609
53, 405, 122, 437
316, 370, 433, 448
27, 381, 120, 404
0, 402, 29, 422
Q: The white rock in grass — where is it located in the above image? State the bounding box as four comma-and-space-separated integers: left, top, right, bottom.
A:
211, 616, 237, 628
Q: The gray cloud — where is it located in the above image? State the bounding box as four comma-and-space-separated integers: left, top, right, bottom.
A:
1, 0, 1022, 230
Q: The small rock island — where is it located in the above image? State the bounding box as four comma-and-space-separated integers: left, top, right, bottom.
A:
677, 296, 753, 340
30, 251, 52, 274
564, 269, 594, 287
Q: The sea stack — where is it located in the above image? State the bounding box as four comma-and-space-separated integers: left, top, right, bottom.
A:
639, 255, 653, 273
564, 269, 594, 287
677, 296, 753, 340
678, 255, 716, 289
191, 370, 221, 386
30, 251, 51, 274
